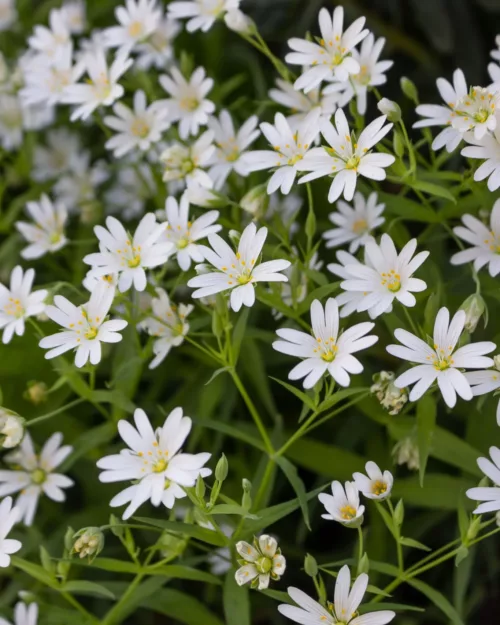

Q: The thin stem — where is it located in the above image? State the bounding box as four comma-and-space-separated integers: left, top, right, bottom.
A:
387, 499, 404, 572
230, 370, 274, 456
357, 526, 364, 570
60, 591, 100, 624
253, 458, 275, 511
27, 398, 86, 427
402, 304, 420, 338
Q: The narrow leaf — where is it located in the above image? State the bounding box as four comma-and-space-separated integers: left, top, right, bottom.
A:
275, 456, 311, 530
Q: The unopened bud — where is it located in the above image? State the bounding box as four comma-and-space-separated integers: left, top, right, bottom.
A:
196, 474, 206, 500
242, 478, 252, 510
400, 77, 419, 104
460, 293, 486, 333
377, 98, 401, 123
394, 500, 405, 527
358, 552, 370, 575
224, 9, 255, 34
72, 527, 104, 562
64, 526, 75, 552
24, 381, 48, 405
184, 184, 227, 209
393, 437, 419, 471
393, 131, 405, 158
371, 371, 408, 415
159, 532, 189, 560
240, 184, 269, 217
0, 410, 25, 449
228, 229, 241, 246
215, 454, 228, 482
466, 516, 481, 541
304, 553, 318, 577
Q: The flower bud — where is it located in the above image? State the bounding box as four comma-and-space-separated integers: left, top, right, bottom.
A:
393, 131, 405, 158
377, 98, 401, 123
358, 552, 370, 575
24, 381, 48, 405
371, 371, 408, 415
159, 532, 189, 560
240, 184, 269, 217
228, 229, 241, 246
0, 410, 25, 449
393, 437, 419, 471
494, 354, 500, 371
224, 9, 255, 34
466, 516, 482, 541
394, 499, 405, 527
184, 184, 228, 209
242, 478, 252, 511
72, 527, 104, 562
400, 77, 419, 104
195, 474, 206, 500
460, 293, 486, 333
215, 454, 228, 482
304, 553, 318, 577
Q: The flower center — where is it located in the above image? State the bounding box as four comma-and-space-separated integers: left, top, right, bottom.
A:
85, 326, 99, 340
181, 158, 195, 174
31, 468, 46, 485
372, 480, 388, 496
131, 118, 150, 138
474, 109, 490, 123
176, 237, 190, 249
226, 149, 240, 162
237, 272, 253, 285
340, 505, 356, 520
433, 357, 452, 371
345, 155, 360, 171
5, 298, 25, 319
49, 231, 62, 244
127, 254, 141, 268
321, 349, 337, 362
180, 97, 199, 112
288, 153, 303, 166
128, 20, 144, 38
352, 218, 368, 234
153, 458, 168, 473
255, 556, 273, 574
380, 270, 401, 293
331, 51, 344, 66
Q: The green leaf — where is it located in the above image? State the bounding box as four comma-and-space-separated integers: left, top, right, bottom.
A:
366, 584, 392, 598
410, 180, 457, 203
11, 557, 57, 587
416, 395, 436, 486
145, 565, 222, 585
204, 366, 232, 386
232, 308, 249, 364
286, 437, 365, 480
60, 422, 115, 471
297, 282, 340, 315
144, 589, 224, 625
261, 589, 292, 604
392, 475, 475, 510
359, 603, 424, 614
316, 387, 368, 413
224, 571, 250, 625
62, 580, 115, 600
89, 390, 135, 413
209, 504, 259, 519
408, 578, 464, 625
399, 537, 431, 551
193, 418, 265, 451
270, 377, 317, 410
134, 518, 227, 547
378, 192, 440, 223
275, 456, 311, 530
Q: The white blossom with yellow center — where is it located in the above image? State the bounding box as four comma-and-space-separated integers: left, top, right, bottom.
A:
16, 193, 68, 260
104, 0, 161, 53
353, 461, 393, 501
318, 481, 364, 527
387, 307, 496, 408
161, 130, 216, 189
235, 535, 286, 590
168, 0, 241, 34
97, 407, 212, 519
451, 86, 500, 140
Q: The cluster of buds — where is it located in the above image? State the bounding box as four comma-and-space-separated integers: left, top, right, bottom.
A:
392, 437, 420, 471
72, 527, 104, 562
0, 409, 25, 449
460, 293, 486, 333
235, 535, 286, 590
24, 381, 48, 405
370, 371, 408, 415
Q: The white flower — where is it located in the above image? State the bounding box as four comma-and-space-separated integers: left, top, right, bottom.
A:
268, 79, 338, 127
278, 565, 395, 625
138, 288, 193, 369
135, 17, 180, 70
53, 152, 109, 211
386, 307, 496, 408
492, 35, 500, 63
28, 8, 71, 61
224, 8, 253, 34
285, 7, 369, 93
353, 461, 393, 501
297, 109, 395, 202
168, 0, 240, 33
451, 199, 500, 276
319, 481, 364, 527
461, 126, 500, 191
39, 282, 127, 367
235, 535, 286, 590
0, 497, 21, 568
62, 49, 133, 121
393, 437, 419, 471
243, 109, 321, 195
84, 213, 174, 292
159, 67, 215, 140
16, 194, 68, 260
413, 69, 468, 152
104, 90, 170, 157
207, 110, 260, 189
337, 234, 429, 318
184, 181, 221, 208
0, 94, 23, 150
451, 86, 499, 140
161, 130, 216, 188
324, 33, 393, 115
0, 433, 73, 526
273, 298, 377, 389
466, 447, 500, 515
20, 45, 83, 107
464, 368, 500, 425
32, 129, 81, 181
187, 222, 290, 312
161, 194, 221, 270
0, 412, 24, 449
105, 0, 161, 53
323, 191, 385, 253
97, 407, 212, 519
327, 250, 370, 318
0, 0, 17, 32
0, 267, 47, 345
61, 0, 86, 34
0, 602, 38, 625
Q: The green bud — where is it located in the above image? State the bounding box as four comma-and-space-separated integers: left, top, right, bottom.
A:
400, 77, 419, 104
195, 474, 206, 501
212, 307, 224, 339
460, 293, 486, 333
466, 516, 482, 541
242, 478, 252, 511
455, 544, 469, 567
159, 532, 189, 560
393, 131, 405, 158
357, 552, 370, 575
72, 527, 105, 563
57, 559, 71, 581
215, 454, 229, 482
40, 546, 56, 575
394, 499, 405, 527
304, 553, 318, 577
109, 514, 124, 539
377, 98, 401, 123
240, 184, 269, 217
64, 526, 75, 553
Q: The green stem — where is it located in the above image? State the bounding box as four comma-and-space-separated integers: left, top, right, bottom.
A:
357, 526, 364, 570
27, 398, 86, 427
253, 458, 275, 511
387, 499, 404, 572
60, 590, 100, 624
402, 304, 420, 338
